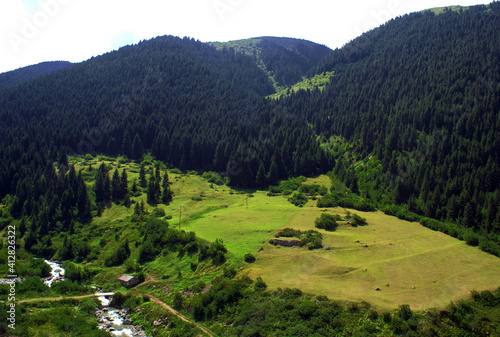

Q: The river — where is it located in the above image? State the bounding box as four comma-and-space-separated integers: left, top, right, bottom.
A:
43, 259, 65, 287
96, 294, 149, 337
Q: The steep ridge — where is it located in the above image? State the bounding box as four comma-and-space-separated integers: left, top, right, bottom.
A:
212, 36, 332, 90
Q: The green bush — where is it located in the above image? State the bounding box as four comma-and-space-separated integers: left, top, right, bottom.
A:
315, 213, 338, 231
289, 192, 308, 207
244, 253, 256, 263
351, 213, 368, 226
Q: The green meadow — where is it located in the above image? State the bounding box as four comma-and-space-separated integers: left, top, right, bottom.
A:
71, 157, 500, 311
245, 204, 500, 311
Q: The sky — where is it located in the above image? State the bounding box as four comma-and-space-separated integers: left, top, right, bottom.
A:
0, 0, 494, 74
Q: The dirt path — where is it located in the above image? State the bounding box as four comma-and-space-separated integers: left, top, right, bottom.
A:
17, 291, 216, 336
132, 291, 216, 337
17, 292, 114, 304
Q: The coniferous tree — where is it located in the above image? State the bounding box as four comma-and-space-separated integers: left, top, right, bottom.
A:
161, 171, 172, 205
121, 131, 132, 157
267, 156, 279, 186
94, 163, 109, 203
77, 181, 92, 220
121, 170, 130, 206
154, 167, 161, 199
132, 134, 144, 161
147, 176, 158, 205
255, 162, 268, 187
111, 169, 121, 200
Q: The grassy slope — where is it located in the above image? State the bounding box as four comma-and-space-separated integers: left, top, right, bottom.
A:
268, 71, 335, 99
426, 6, 468, 14
70, 157, 500, 311
245, 203, 500, 311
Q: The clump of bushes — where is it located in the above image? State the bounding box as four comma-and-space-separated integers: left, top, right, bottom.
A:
244, 253, 256, 263
350, 213, 368, 226
273, 228, 323, 250
314, 213, 339, 231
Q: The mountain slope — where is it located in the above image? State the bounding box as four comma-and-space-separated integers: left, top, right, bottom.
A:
278, 3, 500, 250
0, 35, 329, 200
0, 61, 71, 91
211, 37, 332, 91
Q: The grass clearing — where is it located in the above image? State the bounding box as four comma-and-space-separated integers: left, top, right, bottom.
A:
65, 158, 500, 311
245, 205, 500, 311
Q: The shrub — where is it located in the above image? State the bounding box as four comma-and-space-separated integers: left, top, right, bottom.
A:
314, 213, 338, 231
289, 192, 308, 207
244, 253, 256, 263
276, 228, 302, 237
351, 213, 367, 226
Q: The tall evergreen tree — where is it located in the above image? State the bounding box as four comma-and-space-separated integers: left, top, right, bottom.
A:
76, 179, 92, 220
132, 134, 144, 161
147, 176, 158, 204
255, 162, 268, 187
161, 171, 172, 205
111, 169, 121, 200
267, 156, 279, 186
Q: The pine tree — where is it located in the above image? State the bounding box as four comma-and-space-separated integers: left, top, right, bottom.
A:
131, 179, 138, 194
134, 201, 142, 216
255, 162, 268, 187
121, 170, 130, 206
154, 167, 161, 199
131, 134, 144, 161
111, 169, 121, 200
94, 163, 109, 202
161, 171, 172, 204
77, 182, 92, 220
121, 131, 132, 157
267, 156, 279, 186
147, 176, 157, 204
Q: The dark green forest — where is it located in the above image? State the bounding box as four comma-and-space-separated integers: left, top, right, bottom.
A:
277, 3, 500, 254
0, 3, 499, 257
212, 36, 332, 89
0, 2, 499, 336
0, 61, 71, 91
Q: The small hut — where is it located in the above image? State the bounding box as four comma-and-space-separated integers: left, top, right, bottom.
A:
118, 275, 139, 288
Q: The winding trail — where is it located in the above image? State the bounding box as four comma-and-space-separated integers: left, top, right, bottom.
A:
17, 292, 216, 337
17, 292, 114, 304
130, 291, 216, 337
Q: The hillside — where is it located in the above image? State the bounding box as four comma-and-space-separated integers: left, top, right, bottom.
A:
1, 156, 498, 336
211, 36, 332, 90
0, 35, 331, 201
277, 2, 500, 254
0, 61, 71, 91
0, 3, 500, 336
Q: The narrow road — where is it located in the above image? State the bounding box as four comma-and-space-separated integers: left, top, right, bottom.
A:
131, 291, 216, 337
17, 291, 216, 337
17, 292, 114, 304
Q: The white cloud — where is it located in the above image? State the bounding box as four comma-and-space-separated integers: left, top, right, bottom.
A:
0, 0, 494, 73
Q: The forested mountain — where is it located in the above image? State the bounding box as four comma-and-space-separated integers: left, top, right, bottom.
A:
0, 61, 71, 91
211, 37, 332, 90
0, 3, 498, 256
279, 3, 500, 248
0, 35, 331, 225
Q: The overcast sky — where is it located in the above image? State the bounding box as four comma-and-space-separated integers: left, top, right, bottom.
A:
0, 0, 493, 73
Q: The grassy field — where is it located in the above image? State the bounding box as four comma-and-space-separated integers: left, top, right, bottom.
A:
68, 157, 500, 311
269, 71, 335, 99
426, 6, 468, 15
244, 203, 500, 311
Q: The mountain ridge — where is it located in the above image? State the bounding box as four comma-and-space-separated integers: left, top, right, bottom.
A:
0, 61, 72, 91
211, 36, 332, 91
